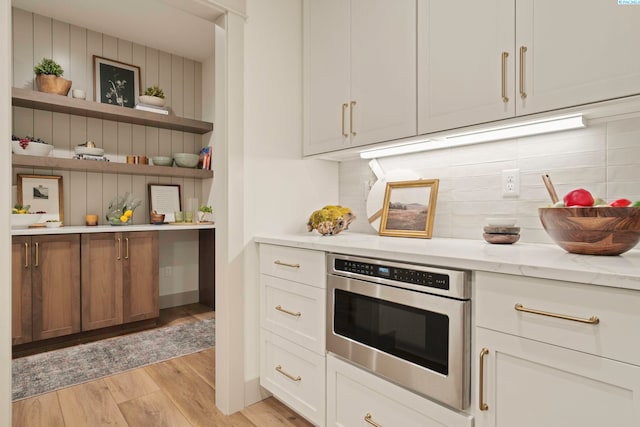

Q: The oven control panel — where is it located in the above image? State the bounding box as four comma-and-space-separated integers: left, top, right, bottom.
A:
334, 259, 449, 290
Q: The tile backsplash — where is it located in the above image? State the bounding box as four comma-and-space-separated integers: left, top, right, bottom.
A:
340, 115, 640, 244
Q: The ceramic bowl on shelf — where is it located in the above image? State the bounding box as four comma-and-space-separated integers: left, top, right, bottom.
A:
12, 140, 54, 156
152, 156, 173, 166
539, 207, 640, 256
173, 153, 199, 168
11, 214, 43, 229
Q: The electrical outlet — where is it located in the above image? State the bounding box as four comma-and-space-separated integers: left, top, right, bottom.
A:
502, 169, 520, 197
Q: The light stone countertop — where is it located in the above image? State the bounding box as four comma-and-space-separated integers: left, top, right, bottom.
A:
254, 232, 640, 291
12, 223, 215, 235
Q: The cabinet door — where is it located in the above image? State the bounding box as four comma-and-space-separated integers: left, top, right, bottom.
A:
418, 0, 514, 133
350, 0, 417, 147
303, 0, 351, 155
123, 231, 159, 323
32, 234, 81, 340
474, 328, 640, 427
11, 236, 32, 345
516, 0, 640, 115
81, 233, 123, 331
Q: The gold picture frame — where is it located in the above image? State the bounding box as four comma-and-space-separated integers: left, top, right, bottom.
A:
17, 174, 64, 222
379, 179, 439, 238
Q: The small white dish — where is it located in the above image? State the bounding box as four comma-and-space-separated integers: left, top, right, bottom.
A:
486, 217, 517, 227
45, 221, 63, 228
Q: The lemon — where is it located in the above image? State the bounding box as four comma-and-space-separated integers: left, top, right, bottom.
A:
120, 215, 129, 222
124, 210, 133, 218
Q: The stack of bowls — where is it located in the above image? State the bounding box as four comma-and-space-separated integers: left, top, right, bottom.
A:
483, 218, 520, 244
173, 153, 199, 168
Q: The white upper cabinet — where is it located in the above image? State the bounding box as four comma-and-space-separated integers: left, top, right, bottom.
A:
516, 0, 640, 115
419, 0, 640, 134
303, 0, 417, 156
418, 0, 514, 134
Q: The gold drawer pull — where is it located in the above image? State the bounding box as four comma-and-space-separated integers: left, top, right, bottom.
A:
275, 305, 301, 317
274, 260, 300, 269
275, 365, 301, 382
479, 348, 489, 411
515, 303, 599, 324
364, 413, 382, 427
519, 46, 527, 99
34, 242, 39, 267
342, 103, 349, 137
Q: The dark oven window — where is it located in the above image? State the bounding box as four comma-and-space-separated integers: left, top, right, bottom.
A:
334, 289, 449, 375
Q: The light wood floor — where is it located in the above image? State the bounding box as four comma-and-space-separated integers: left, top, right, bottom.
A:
12, 304, 314, 427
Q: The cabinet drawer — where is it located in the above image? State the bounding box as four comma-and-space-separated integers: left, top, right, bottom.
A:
475, 271, 640, 365
259, 244, 325, 288
261, 275, 325, 354
327, 354, 473, 427
261, 330, 325, 426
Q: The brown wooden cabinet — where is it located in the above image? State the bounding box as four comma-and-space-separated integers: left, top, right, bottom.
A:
81, 231, 158, 331
11, 234, 81, 344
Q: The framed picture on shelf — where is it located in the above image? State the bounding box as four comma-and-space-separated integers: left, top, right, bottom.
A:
17, 174, 64, 222
148, 184, 181, 223
379, 179, 439, 239
93, 55, 140, 108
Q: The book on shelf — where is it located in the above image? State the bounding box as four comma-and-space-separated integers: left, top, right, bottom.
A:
198, 146, 212, 170
134, 103, 169, 115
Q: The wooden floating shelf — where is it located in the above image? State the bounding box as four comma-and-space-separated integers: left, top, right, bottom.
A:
12, 87, 214, 135
12, 154, 214, 179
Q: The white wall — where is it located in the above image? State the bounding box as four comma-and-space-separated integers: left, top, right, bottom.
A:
242, 0, 339, 405
340, 114, 640, 244
1, 0, 13, 422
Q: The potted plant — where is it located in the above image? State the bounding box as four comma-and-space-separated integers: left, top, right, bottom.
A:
197, 205, 213, 223
34, 58, 72, 96
139, 85, 166, 107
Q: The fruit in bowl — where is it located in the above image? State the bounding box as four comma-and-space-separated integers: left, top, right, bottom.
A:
11, 135, 54, 156
540, 188, 640, 255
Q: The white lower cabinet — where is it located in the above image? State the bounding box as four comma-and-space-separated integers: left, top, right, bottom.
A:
261, 330, 325, 426
474, 327, 640, 427
327, 354, 473, 427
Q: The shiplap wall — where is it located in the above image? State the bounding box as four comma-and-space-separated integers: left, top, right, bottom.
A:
340, 114, 640, 245
11, 8, 207, 226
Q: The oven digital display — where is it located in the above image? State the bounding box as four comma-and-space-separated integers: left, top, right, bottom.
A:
334, 259, 450, 291
378, 266, 390, 277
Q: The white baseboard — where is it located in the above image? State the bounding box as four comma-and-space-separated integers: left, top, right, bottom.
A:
159, 290, 200, 309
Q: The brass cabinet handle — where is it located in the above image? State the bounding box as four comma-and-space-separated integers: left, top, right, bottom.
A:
24, 242, 29, 268
479, 347, 489, 411
350, 101, 357, 136
519, 46, 527, 99
275, 365, 301, 382
515, 303, 599, 324
501, 52, 509, 103
273, 260, 300, 269
125, 237, 129, 260
341, 103, 349, 137
275, 305, 301, 317
34, 242, 39, 267
364, 413, 382, 427
117, 238, 121, 260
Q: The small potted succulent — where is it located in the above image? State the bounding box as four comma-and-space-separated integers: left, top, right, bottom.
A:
139, 85, 166, 107
197, 205, 213, 223
34, 58, 72, 96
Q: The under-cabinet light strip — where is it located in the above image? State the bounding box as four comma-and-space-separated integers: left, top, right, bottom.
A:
359, 114, 585, 159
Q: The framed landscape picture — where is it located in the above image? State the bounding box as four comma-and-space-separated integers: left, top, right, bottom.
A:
93, 55, 140, 108
379, 179, 439, 238
17, 174, 64, 222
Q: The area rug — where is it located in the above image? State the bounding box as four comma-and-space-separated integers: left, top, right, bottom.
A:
12, 318, 215, 401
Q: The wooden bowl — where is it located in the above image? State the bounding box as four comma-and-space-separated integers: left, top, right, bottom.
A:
150, 212, 166, 224
539, 207, 640, 256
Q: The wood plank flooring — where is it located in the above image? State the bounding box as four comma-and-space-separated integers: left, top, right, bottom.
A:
12, 304, 314, 427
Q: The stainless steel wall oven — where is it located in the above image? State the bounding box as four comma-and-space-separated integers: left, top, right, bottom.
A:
326, 253, 471, 410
